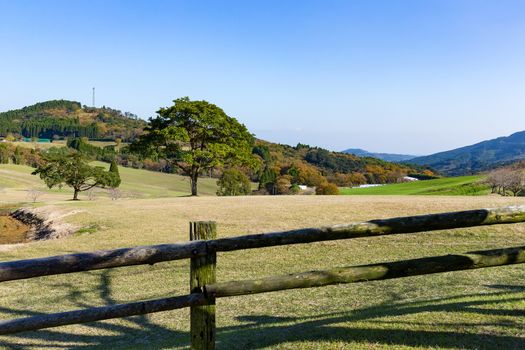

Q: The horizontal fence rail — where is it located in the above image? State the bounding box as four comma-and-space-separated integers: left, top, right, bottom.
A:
0, 294, 208, 335
1, 205, 525, 283
207, 205, 525, 253
1, 244, 524, 335
0, 242, 207, 283
205, 245, 525, 297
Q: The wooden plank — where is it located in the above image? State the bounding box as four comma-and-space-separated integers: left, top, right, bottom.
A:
0, 242, 207, 283
190, 222, 217, 350
208, 205, 525, 252
205, 245, 525, 297
0, 293, 207, 335
0, 205, 524, 282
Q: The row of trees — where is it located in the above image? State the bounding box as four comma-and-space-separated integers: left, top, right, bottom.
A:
257, 158, 339, 195
0, 117, 100, 139
0, 143, 42, 167
485, 166, 525, 196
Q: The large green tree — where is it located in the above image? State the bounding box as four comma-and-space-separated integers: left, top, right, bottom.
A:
32, 152, 120, 200
132, 97, 255, 195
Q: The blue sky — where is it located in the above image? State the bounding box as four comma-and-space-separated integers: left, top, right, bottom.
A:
1, 0, 524, 154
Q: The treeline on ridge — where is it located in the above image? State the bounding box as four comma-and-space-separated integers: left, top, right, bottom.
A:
251, 141, 435, 194
0, 100, 146, 141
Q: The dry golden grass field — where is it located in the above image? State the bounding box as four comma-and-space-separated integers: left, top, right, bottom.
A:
0, 194, 524, 349
1, 164, 525, 349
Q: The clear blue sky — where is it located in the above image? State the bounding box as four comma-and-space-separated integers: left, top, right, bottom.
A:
1, 0, 524, 154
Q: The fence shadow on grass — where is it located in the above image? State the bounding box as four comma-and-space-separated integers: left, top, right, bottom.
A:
0, 270, 188, 350
220, 284, 525, 349
0, 281, 524, 349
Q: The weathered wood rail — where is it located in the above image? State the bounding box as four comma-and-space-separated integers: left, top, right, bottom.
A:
0, 205, 524, 349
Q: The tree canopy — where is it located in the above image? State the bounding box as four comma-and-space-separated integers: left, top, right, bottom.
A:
32, 152, 120, 200
131, 97, 255, 195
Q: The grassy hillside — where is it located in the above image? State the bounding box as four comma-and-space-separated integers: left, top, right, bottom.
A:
0, 162, 219, 202
11, 140, 124, 150
340, 175, 489, 196
0, 196, 525, 349
94, 161, 220, 198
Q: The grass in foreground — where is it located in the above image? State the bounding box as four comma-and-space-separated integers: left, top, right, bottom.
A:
340, 175, 489, 196
0, 195, 524, 349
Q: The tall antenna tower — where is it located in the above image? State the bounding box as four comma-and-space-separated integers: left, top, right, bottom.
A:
92, 87, 95, 107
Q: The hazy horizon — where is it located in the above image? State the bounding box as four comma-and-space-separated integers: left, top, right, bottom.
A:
1, 0, 524, 154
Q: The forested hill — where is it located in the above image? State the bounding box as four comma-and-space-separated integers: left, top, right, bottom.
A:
256, 141, 434, 186
409, 131, 525, 176
0, 100, 146, 141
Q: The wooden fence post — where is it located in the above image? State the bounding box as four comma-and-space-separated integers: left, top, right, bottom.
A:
190, 221, 217, 350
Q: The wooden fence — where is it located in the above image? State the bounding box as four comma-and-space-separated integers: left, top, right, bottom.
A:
1, 205, 525, 349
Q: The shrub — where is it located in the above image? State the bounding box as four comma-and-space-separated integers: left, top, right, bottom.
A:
217, 169, 251, 196
289, 184, 300, 194
316, 182, 339, 195
275, 175, 292, 195
109, 159, 121, 187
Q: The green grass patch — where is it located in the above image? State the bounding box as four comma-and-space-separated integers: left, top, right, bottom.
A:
11, 140, 126, 150
75, 224, 101, 235
92, 161, 219, 198
0, 162, 220, 199
340, 175, 489, 196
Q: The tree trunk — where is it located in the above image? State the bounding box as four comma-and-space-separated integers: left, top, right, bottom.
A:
73, 188, 80, 201
191, 174, 198, 196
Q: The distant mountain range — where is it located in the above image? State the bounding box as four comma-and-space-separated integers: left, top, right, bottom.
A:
341, 148, 418, 162
409, 131, 525, 176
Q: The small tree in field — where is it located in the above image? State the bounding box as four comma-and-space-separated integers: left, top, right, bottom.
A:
216, 169, 251, 196
109, 159, 121, 187
108, 187, 122, 200
26, 189, 44, 203
32, 152, 120, 200
131, 97, 256, 196
86, 188, 97, 201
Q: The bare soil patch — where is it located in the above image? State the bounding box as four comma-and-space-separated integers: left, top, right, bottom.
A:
10, 206, 81, 241
0, 215, 29, 244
